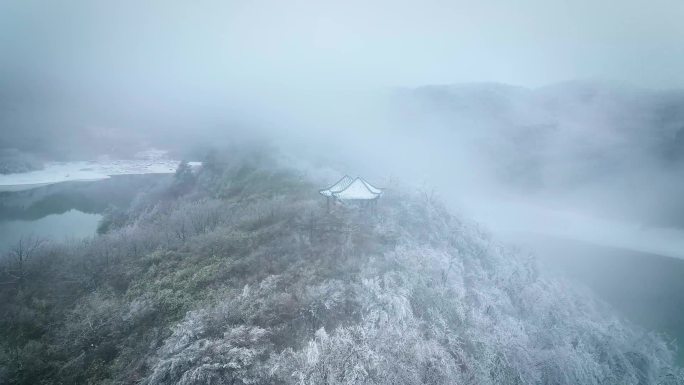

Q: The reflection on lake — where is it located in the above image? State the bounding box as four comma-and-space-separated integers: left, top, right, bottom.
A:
0, 210, 101, 251
0, 174, 170, 252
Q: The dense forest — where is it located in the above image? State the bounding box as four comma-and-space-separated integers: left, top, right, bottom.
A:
1, 148, 682, 384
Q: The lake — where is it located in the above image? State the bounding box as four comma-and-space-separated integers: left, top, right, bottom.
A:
0, 209, 101, 251
0, 174, 170, 252
515, 233, 684, 366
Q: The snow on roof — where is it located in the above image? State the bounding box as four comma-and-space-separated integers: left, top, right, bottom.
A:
359, 177, 382, 195
319, 175, 354, 197
332, 177, 382, 200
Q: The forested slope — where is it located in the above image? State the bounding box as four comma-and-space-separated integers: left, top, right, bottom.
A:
1, 149, 681, 384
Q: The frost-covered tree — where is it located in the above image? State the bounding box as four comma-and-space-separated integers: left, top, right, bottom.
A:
145, 310, 270, 385
2, 150, 682, 385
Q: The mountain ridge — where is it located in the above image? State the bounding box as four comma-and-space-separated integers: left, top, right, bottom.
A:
1, 149, 681, 384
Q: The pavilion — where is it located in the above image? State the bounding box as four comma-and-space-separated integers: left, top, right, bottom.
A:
319, 175, 383, 210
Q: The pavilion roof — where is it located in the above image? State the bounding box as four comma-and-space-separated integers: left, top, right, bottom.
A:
331, 177, 382, 200
319, 175, 354, 197
359, 177, 382, 194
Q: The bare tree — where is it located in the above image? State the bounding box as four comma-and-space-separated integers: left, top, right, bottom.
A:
4, 235, 46, 286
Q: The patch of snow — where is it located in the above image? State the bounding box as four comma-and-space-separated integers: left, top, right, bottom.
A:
0, 157, 202, 189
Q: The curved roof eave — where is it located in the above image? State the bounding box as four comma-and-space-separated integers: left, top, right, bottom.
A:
332, 177, 382, 200
320, 175, 354, 197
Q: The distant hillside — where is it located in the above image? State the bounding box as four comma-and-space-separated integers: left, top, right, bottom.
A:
0, 149, 682, 384
399, 81, 684, 182
392, 81, 684, 227
0, 149, 43, 175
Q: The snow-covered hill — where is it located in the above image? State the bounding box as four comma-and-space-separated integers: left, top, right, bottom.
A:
3, 151, 679, 384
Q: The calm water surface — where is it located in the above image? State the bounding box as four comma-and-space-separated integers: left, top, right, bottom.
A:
0, 174, 168, 252
0, 209, 101, 251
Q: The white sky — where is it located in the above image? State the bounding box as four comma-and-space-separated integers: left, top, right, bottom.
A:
2, 0, 684, 91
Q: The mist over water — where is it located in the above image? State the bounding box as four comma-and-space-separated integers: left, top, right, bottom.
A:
3, 0, 684, 315
1, 0, 683, 299
2, 0, 684, 382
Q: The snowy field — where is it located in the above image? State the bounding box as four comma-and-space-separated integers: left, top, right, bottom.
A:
0, 150, 201, 191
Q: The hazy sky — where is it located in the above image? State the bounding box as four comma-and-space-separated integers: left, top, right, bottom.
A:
2, 0, 684, 260
2, 0, 684, 94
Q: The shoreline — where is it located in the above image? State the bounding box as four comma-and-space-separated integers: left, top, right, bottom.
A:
0, 173, 172, 193
0, 159, 200, 192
